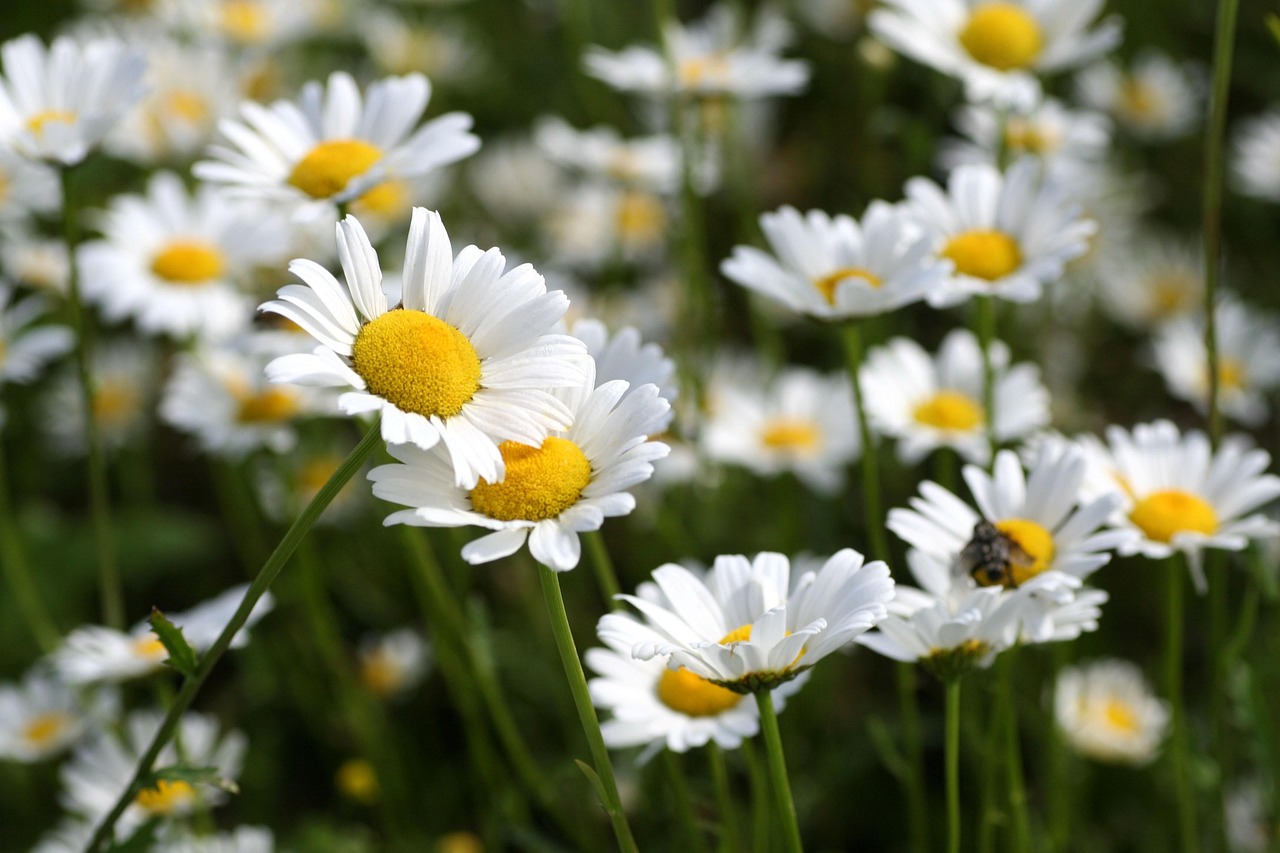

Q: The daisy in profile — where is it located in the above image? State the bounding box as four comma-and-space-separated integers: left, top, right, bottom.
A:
0, 669, 117, 762
43, 341, 155, 457
904, 158, 1094, 306
261, 208, 588, 488
1151, 297, 1280, 427
1232, 108, 1280, 203
1054, 659, 1169, 765
0, 285, 73, 387
720, 203, 948, 320
859, 328, 1049, 466
195, 71, 479, 218
52, 584, 275, 685
535, 117, 681, 193
1076, 51, 1201, 142
568, 317, 678, 432
357, 628, 431, 699
701, 365, 859, 495
0, 33, 147, 165
1094, 231, 1203, 330
869, 0, 1121, 108
607, 550, 892, 693
369, 364, 670, 571
1078, 420, 1280, 590
78, 172, 289, 341
939, 97, 1111, 175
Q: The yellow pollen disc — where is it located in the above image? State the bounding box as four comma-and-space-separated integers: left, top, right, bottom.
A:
1217, 358, 1246, 392
350, 309, 482, 419
336, 759, 379, 804
958, 3, 1044, 72
360, 652, 401, 697
135, 779, 196, 815
761, 419, 821, 452
26, 110, 76, 137
1149, 271, 1196, 317
656, 666, 745, 717
287, 139, 382, 200
941, 229, 1023, 282
813, 267, 882, 305
615, 190, 666, 247
93, 382, 140, 426
679, 54, 731, 88
719, 624, 753, 644
1004, 119, 1058, 155
994, 518, 1056, 585
1101, 698, 1140, 734
352, 179, 410, 220
150, 240, 225, 285
1129, 489, 1218, 543
161, 89, 209, 123
24, 711, 71, 746
913, 391, 985, 431
469, 437, 592, 522
1119, 79, 1158, 121
236, 386, 300, 424
133, 634, 168, 659
220, 0, 269, 42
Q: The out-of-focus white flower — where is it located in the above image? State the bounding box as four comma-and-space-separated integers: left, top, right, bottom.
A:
357, 628, 431, 699
1094, 231, 1203, 330
0, 285, 73, 387
43, 341, 155, 457
535, 116, 681, 193
0, 146, 57, 225
1054, 658, 1169, 765
0, 669, 117, 762
1076, 51, 1201, 142
1233, 108, 1280, 203
358, 9, 480, 83
939, 97, 1111, 175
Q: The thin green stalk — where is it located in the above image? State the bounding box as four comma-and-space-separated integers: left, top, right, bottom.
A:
999, 647, 1032, 853
84, 419, 385, 852
1201, 0, 1240, 449
946, 678, 962, 853
707, 742, 740, 853
536, 563, 639, 853
0, 436, 59, 651
585, 530, 623, 610
741, 739, 772, 853
839, 321, 890, 562
1208, 556, 1232, 852
896, 662, 930, 853
974, 296, 998, 461
60, 164, 123, 630
934, 446, 959, 493
1046, 643, 1072, 852
663, 750, 708, 853
976, 669, 1003, 853
210, 459, 271, 575
1165, 556, 1200, 853
754, 690, 804, 853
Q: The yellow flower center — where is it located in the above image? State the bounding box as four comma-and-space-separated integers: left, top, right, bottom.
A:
135, 779, 197, 815
994, 518, 1056, 585
352, 179, 410, 220
1118, 79, 1159, 121
349, 309, 482, 419
678, 54, 731, 88
1149, 271, 1197, 318
236, 386, 300, 424
1004, 118, 1059, 155
812, 266, 882, 305
958, 3, 1044, 71
132, 633, 168, 659
470, 437, 592, 522
150, 240, 225, 285
1099, 698, 1141, 734
720, 624, 754, 644
26, 110, 76, 137
160, 89, 210, 123
1129, 489, 1218, 543
23, 711, 71, 747
92, 381, 140, 427
359, 651, 403, 697
614, 190, 666, 247
760, 419, 821, 452
941, 230, 1023, 281
912, 391, 985, 431
1217, 358, 1246, 393
336, 758, 379, 804
220, 0, 269, 42
656, 666, 744, 717
287, 139, 382, 200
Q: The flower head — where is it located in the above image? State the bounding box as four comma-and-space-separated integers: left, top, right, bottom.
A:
1054, 659, 1169, 765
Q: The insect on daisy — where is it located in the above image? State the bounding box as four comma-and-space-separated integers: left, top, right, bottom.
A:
262, 208, 589, 489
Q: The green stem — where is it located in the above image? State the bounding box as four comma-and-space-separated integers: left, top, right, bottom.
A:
536, 563, 639, 853
707, 742, 740, 853
1208, 555, 1232, 852
1046, 642, 1072, 852
1166, 556, 1200, 853
1202, 0, 1240, 449
999, 647, 1032, 853
896, 662, 930, 853
84, 420, 385, 852
60, 164, 123, 630
754, 690, 804, 853
839, 321, 890, 563
585, 530, 623, 610
0, 435, 60, 651
946, 678, 962, 853
663, 750, 708, 853
741, 739, 772, 853
974, 296, 998, 462
976, 669, 1002, 853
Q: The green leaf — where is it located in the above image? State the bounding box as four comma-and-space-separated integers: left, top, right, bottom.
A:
144, 764, 240, 796
1268, 13, 1280, 47
573, 759, 610, 810
148, 608, 200, 679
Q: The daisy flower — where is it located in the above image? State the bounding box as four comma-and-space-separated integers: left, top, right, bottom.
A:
43, 341, 155, 457
467, 136, 567, 230
151, 826, 275, 853
904, 158, 1095, 306
78, 172, 289, 341
358, 8, 481, 83
1078, 420, 1280, 589
535, 116, 681, 193
939, 97, 1111, 176
701, 365, 859, 495
568, 317, 678, 432
357, 627, 431, 699
253, 440, 366, 525
52, 584, 275, 685
0, 669, 117, 762
261, 208, 589, 489
1232, 108, 1280, 203
0, 225, 69, 294
605, 550, 893, 693
869, 0, 1121, 108
0, 146, 58, 225
0, 33, 147, 165
546, 182, 670, 271
1094, 231, 1203, 330
1076, 51, 1201, 142
369, 365, 670, 571
720, 203, 948, 319
859, 328, 1050, 465
164, 0, 326, 50
194, 70, 479, 217
0, 285, 73, 387
1054, 658, 1169, 765
1151, 297, 1280, 427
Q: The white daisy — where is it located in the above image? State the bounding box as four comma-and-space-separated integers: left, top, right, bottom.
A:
163, 0, 326, 50
0, 145, 58, 224
869, 0, 1121, 108
78, 171, 289, 341
1232, 108, 1280, 203
358, 8, 480, 83
701, 365, 859, 495
546, 182, 670, 271
369, 366, 670, 571
1054, 658, 1169, 765
0, 33, 147, 165
1093, 230, 1204, 330
904, 158, 1095, 306
1076, 51, 1201, 142
605, 550, 893, 693
261, 208, 589, 489
859, 328, 1050, 465
43, 341, 155, 457
59, 709, 246, 842
0, 285, 73, 386
568, 317, 678, 432
357, 627, 431, 699
51, 583, 275, 685
0, 225, 69, 294
0, 669, 117, 762
1225, 783, 1274, 853
467, 135, 567, 230
253, 440, 366, 525
534, 116, 681, 193
938, 97, 1111, 176
1151, 297, 1280, 428
720, 202, 948, 319
1077, 420, 1280, 589
152, 826, 275, 853
194, 71, 479, 217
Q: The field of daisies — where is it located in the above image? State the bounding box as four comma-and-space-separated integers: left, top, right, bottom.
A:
5, 0, 1280, 850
